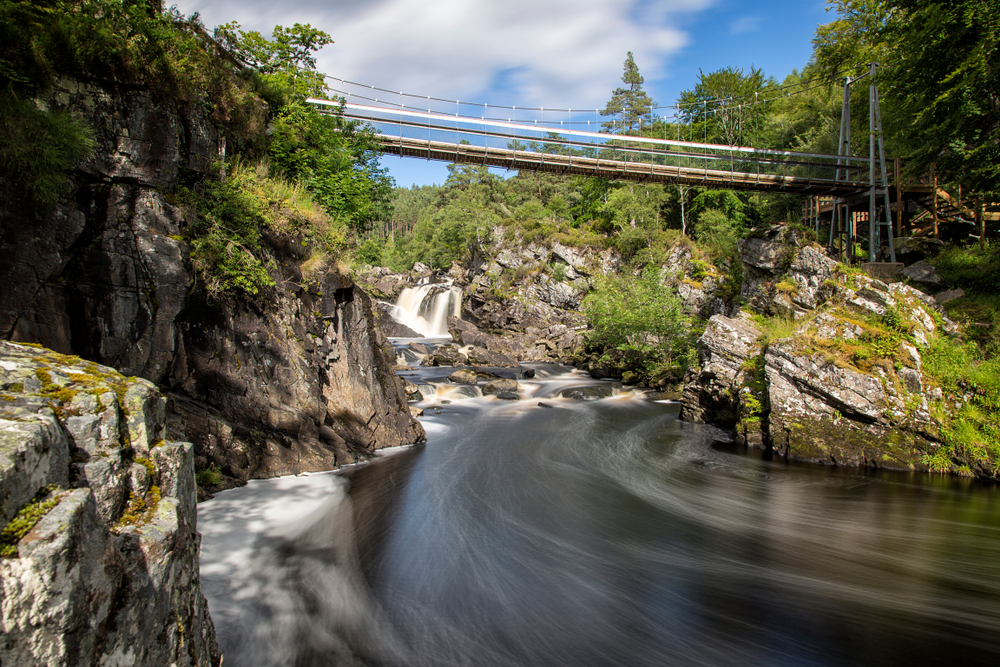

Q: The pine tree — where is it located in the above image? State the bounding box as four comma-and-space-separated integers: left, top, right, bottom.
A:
601, 52, 656, 134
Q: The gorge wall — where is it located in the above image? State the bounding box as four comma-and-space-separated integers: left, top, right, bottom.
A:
0, 77, 423, 493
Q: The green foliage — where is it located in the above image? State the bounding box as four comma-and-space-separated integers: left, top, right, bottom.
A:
0, 485, 62, 558
215, 21, 332, 99
0, 93, 94, 210
693, 209, 740, 260
932, 243, 1000, 297
269, 102, 393, 236
922, 336, 1000, 476
0, 2, 270, 140
583, 267, 696, 377
196, 466, 224, 487
355, 238, 383, 266
678, 65, 774, 146
601, 52, 656, 134
818, 0, 1000, 192
749, 313, 799, 346
181, 159, 344, 298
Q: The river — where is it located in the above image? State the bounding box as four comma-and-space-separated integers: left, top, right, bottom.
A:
199, 361, 1000, 666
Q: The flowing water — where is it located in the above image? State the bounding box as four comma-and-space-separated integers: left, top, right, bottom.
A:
199, 358, 1000, 667
388, 282, 462, 337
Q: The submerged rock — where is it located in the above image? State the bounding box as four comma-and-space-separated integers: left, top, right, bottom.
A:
557, 385, 613, 401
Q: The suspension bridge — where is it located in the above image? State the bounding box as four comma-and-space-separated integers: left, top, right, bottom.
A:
309, 67, 993, 263
309, 92, 872, 197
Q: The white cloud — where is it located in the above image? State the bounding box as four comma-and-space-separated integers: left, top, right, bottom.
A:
175, 0, 714, 108
729, 15, 763, 35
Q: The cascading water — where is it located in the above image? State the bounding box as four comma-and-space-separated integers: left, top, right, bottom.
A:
388, 281, 462, 338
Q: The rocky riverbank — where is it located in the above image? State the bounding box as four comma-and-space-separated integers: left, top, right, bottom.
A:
362, 224, 997, 480
0, 341, 218, 665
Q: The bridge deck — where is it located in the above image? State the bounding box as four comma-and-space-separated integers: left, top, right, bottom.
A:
380, 136, 868, 196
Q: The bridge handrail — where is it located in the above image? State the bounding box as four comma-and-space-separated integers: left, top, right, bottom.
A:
308, 98, 872, 166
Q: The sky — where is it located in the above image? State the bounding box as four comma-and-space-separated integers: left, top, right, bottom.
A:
175, 0, 832, 187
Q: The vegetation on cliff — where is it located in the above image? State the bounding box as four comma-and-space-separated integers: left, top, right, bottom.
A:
1, 0, 392, 300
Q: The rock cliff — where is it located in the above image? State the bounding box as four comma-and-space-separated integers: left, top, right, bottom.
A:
0, 341, 219, 665
0, 77, 423, 491
681, 227, 969, 474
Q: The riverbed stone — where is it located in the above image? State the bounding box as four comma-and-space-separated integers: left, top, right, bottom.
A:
483, 379, 519, 398
448, 369, 478, 385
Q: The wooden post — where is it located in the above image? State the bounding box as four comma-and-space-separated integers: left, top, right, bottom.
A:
978, 196, 985, 249
894, 157, 903, 237
931, 164, 939, 239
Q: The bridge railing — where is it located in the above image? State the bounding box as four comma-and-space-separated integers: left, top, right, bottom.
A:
309, 98, 872, 187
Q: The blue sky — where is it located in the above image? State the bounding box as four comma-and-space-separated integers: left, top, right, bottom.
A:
176, 0, 832, 187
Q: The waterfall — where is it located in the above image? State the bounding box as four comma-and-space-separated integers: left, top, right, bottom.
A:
389, 282, 462, 338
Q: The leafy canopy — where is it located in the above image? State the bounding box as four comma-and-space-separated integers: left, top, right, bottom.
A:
816, 0, 1000, 192
215, 21, 332, 99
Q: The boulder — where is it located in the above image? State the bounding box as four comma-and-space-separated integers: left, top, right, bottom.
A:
935, 288, 965, 305
680, 315, 763, 426
448, 369, 478, 385
483, 378, 519, 399
465, 346, 519, 368
420, 345, 468, 367
764, 341, 933, 469
901, 260, 943, 288
557, 385, 613, 400
0, 342, 219, 666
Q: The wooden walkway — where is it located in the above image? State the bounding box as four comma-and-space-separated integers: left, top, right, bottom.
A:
379, 135, 868, 196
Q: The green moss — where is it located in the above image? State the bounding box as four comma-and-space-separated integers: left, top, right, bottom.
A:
135, 456, 156, 478
0, 485, 63, 558
196, 466, 224, 487
774, 278, 798, 294
114, 485, 161, 531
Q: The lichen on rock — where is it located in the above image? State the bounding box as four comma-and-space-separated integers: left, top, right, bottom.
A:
0, 341, 220, 666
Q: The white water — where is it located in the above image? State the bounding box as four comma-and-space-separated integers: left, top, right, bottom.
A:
389, 282, 462, 338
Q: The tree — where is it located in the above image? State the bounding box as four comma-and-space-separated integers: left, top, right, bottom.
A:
601, 52, 656, 134
215, 21, 332, 98
817, 0, 1000, 193
678, 66, 772, 147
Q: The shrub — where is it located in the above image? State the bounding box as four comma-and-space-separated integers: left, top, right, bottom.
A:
583, 267, 696, 378
0, 93, 94, 211
180, 159, 345, 299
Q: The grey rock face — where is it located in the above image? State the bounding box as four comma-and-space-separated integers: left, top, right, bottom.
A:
0, 77, 424, 487
680, 315, 762, 426
764, 341, 933, 468
680, 267, 954, 473
0, 341, 219, 666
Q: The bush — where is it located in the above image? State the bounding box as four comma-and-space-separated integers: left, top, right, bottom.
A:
693, 208, 740, 259
180, 159, 345, 299
0, 93, 94, 211
355, 238, 383, 266
922, 336, 1000, 477
582, 267, 696, 379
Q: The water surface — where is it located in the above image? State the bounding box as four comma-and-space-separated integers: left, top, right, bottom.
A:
200, 370, 1000, 666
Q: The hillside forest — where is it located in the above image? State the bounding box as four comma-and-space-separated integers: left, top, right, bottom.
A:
2, 0, 999, 477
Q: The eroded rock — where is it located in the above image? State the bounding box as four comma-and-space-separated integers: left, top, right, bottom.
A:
0, 342, 219, 666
